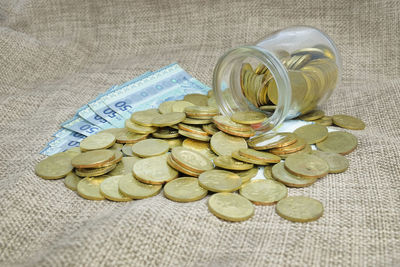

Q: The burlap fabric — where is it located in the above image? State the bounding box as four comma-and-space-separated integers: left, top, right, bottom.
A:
0, 0, 398, 266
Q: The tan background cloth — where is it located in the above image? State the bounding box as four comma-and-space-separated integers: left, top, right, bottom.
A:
0, 0, 399, 266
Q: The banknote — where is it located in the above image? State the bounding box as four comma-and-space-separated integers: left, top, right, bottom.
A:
77, 105, 114, 129
48, 130, 85, 147
61, 116, 101, 136
40, 142, 79, 156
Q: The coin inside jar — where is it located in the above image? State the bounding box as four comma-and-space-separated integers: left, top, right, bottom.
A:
163, 177, 208, 202
208, 192, 254, 222
231, 111, 267, 124
276, 196, 324, 222
239, 179, 287, 205
131, 139, 169, 157
198, 169, 242, 192
284, 154, 329, 179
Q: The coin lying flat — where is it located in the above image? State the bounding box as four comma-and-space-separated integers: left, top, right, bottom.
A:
101, 150, 123, 167
77, 176, 108, 200
284, 154, 329, 179
80, 133, 116, 151
63, 147, 82, 159
152, 127, 179, 139
35, 152, 73, 179
130, 109, 161, 126
164, 177, 208, 202
208, 192, 254, 222
75, 163, 116, 177
178, 124, 209, 136
71, 149, 115, 168
119, 173, 162, 199
178, 129, 211, 142
231, 151, 269, 165
182, 138, 217, 160
272, 162, 317, 187
299, 110, 325, 121
64, 172, 81, 191
278, 144, 312, 159
210, 131, 248, 156
198, 170, 242, 192
107, 162, 125, 176
214, 155, 254, 171
131, 139, 169, 158
239, 179, 287, 205
234, 167, 259, 184
121, 156, 141, 174
182, 117, 212, 125
184, 94, 209, 106
125, 120, 157, 134
202, 124, 219, 135
152, 112, 186, 127
314, 116, 332, 126
158, 101, 176, 114
184, 105, 219, 116
109, 143, 123, 151
166, 154, 200, 177
133, 154, 178, 184
215, 123, 256, 138
213, 115, 252, 131
332, 114, 365, 130
276, 196, 324, 222
115, 129, 148, 144
231, 111, 267, 124
316, 131, 358, 155
238, 148, 281, 163
171, 101, 195, 112
248, 132, 297, 150
99, 127, 125, 137
100, 175, 132, 202
165, 138, 183, 150
310, 150, 349, 173
171, 147, 214, 173
269, 137, 306, 155
293, 124, 328, 144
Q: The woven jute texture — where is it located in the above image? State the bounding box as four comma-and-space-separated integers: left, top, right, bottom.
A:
0, 0, 399, 266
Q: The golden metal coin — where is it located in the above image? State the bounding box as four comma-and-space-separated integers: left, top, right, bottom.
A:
238, 148, 281, 163
119, 173, 162, 199
63, 147, 81, 159
171, 101, 195, 112
284, 154, 329, 179
215, 123, 256, 138
109, 143, 123, 151
77, 176, 107, 200
107, 162, 125, 176
158, 100, 176, 114
314, 116, 333, 126
130, 109, 160, 126
164, 177, 208, 202
316, 131, 358, 155
213, 115, 252, 131
207, 90, 213, 98
263, 165, 273, 179
165, 138, 183, 150
198, 169, 242, 192
171, 146, 214, 173
100, 175, 132, 202
272, 162, 317, 187
207, 97, 218, 108
332, 114, 365, 130
99, 127, 125, 137
133, 154, 178, 184
64, 172, 81, 191
234, 167, 259, 184
152, 112, 186, 127
260, 105, 276, 111
231, 151, 269, 165
278, 144, 312, 159
202, 124, 219, 135
125, 120, 157, 134
184, 105, 219, 116
276, 196, 324, 222
35, 152, 73, 179
182, 117, 212, 125
121, 156, 141, 174
299, 110, 325, 121
239, 179, 287, 205
178, 124, 209, 136
166, 154, 200, 177
178, 129, 211, 142
248, 132, 297, 150
267, 79, 278, 104
269, 137, 306, 155
71, 149, 115, 168
102, 150, 123, 167
231, 111, 267, 124
183, 94, 209, 106
310, 150, 349, 173
75, 164, 116, 177
152, 127, 179, 139
214, 155, 254, 171
294, 124, 328, 144
122, 144, 133, 156
131, 139, 169, 157
115, 128, 148, 144
80, 133, 116, 151
208, 192, 254, 222
182, 138, 217, 160
210, 131, 248, 156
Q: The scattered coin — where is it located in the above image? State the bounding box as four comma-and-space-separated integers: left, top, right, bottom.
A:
213, 115, 252, 132
35, 152, 73, 179
284, 154, 329, 179
152, 112, 186, 127
272, 162, 317, 187
178, 129, 211, 142
276, 196, 324, 222
166, 154, 200, 177
152, 127, 179, 139
239, 179, 287, 205
64, 172, 81, 191
115, 128, 148, 144
314, 116, 332, 126
238, 148, 281, 163
100, 175, 132, 202
299, 110, 325, 121
119, 173, 162, 199
131, 139, 169, 157
316, 131, 358, 155
214, 155, 254, 171
125, 120, 157, 134
133, 154, 178, 184
294, 124, 328, 144
234, 167, 259, 184
182, 138, 217, 160
332, 114, 365, 130
171, 146, 214, 173
109, 143, 123, 151
71, 150, 115, 168
198, 169, 242, 192
164, 177, 208, 202
178, 124, 209, 136
210, 131, 248, 156
63, 147, 82, 159
77, 176, 108, 200
184, 94, 209, 106
182, 117, 212, 125
202, 124, 219, 135
171, 101, 195, 112
215, 123, 256, 138
185, 105, 218, 116
269, 137, 306, 155
310, 150, 349, 173
75, 163, 116, 177
208, 192, 254, 222
121, 156, 141, 174
248, 132, 297, 150
165, 138, 183, 150
231, 111, 267, 124
121, 144, 134, 156
231, 151, 269, 165
158, 101, 176, 114
278, 144, 312, 159
130, 109, 160, 126
263, 165, 274, 179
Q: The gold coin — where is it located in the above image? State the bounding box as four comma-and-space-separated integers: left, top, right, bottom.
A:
234, 167, 259, 184
80, 133, 116, 151
316, 131, 357, 155
202, 124, 219, 135
314, 116, 333, 126
152, 127, 179, 139
152, 112, 186, 127
298, 110, 325, 121
178, 124, 209, 136
215, 123, 256, 138
231, 151, 269, 165
214, 155, 254, 171
210, 131, 248, 156
165, 138, 183, 150
183, 94, 209, 106
208, 192, 254, 222
164, 177, 208, 202
158, 100, 176, 114
293, 124, 328, 144
109, 143, 123, 151
178, 129, 211, 142
119, 173, 162, 199
184, 105, 219, 116
133, 154, 178, 184
166, 154, 200, 177
267, 79, 278, 104
278, 144, 312, 159
63, 147, 81, 159
239, 179, 287, 205
130, 109, 160, 126
122, 144, 133, 156
284, 154, 329, 179
99, 127, 125, 137
171, 101, 195, 112
115, 128, 148, 144
271, 162, 317, 187
231, 111, 267, 124
77, 176, 107, 200
71, 149, 115, 168
182, 117, 212, 125
102, 150, 123, 167
64, 172, 81, 191
125, 120, 157, 134
260, 105, 276, 111
332, 114, 365, 130
207, 97, 218, 108
238, 148, 281, 163
75, 164, 116, 177
207, 90, 213, 98
182, 138, 217, 160
107, 162, 125, 176
269, 137, 306, 155
310, 150, 349, 173
248, 132, 297, 150
131, 139, 169, 158
263, 165, 273, 179
121, 156, 141, 174
171, 146, 214, 173
213, 115, 252, 131
199, 169, 242, 192
276, 196, 324, 222
35, 152, 73, 179
99, 175, 131, 202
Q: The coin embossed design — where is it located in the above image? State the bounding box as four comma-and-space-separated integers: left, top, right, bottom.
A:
208, 192, 254, 222
214, 155, 254, 171
276, 196, 324, 222
35, 152, 73, 179
231, 111, 267, 124
210, 131, 248, 156
131, 139, 169, 157
294, 124, 328, 144
100, 175, 131, 202
332, 114, 365, 130
316, 131, 357, 155
198, 169, 242, 192
133, 154, 178, 184
77, 176, 108, 200
71, 150, 115, 168
272, 162, 317, 187
284, 154, 329, 179
310, 150, 349, 173
119, 174, 162, 199
164, 177, 208, 202
171, 147, 214, 173
239, 179, 287, 205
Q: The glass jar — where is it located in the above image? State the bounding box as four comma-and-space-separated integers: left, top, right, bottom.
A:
212, 26, 342, 132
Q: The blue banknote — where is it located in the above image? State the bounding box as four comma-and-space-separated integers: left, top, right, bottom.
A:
77, 105, 114, 129
61, 116, 101, 136
40, 142, 80, 156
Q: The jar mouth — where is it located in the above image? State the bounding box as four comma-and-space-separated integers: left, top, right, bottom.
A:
212, 45, 292, 132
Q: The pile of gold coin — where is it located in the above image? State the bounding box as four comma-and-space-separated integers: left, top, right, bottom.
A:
35, 91, 365, 223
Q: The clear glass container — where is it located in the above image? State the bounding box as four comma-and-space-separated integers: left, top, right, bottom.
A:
212, 26, 342, 132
